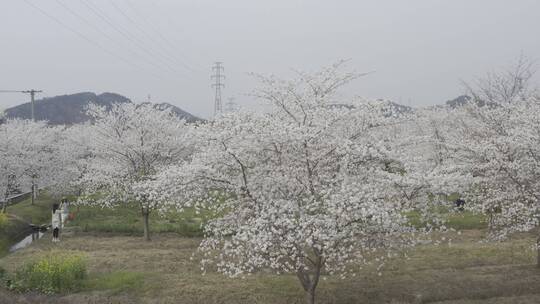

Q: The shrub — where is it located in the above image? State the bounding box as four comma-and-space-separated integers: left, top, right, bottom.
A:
11, 251, 87, 294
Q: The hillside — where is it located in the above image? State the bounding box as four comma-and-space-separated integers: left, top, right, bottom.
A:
446, 95, 472, 108
3, 92, 200, 124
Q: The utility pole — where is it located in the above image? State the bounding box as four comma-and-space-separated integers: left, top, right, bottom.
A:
0, 89, 42, 121
0, 89, 42, 205
211, 62, 225, 117
23, 90, 42, 121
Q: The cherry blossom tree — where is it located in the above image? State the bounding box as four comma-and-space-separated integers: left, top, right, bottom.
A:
0, 120, 26, 212
0, 119, 63, 212
156, 62, 430, 304
448, 98, 540, 247
21, 125, 64, 206
77, 103, 191, 241
442, 57, 540, 265
463, 54, 536, 106
366, 103, 475, 234
46, 124, 93, 199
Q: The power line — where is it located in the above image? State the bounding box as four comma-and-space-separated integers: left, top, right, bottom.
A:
212, 62, 225, 117
22, 0, 167, 81
80, 0, 191, 79
79, 0, 177, 75
53, 0, 178, 76
108, 0, 197, 73
123, 0, 205, 71
148, 0, 213, 68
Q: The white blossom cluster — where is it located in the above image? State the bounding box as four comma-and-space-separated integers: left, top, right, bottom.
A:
444, 97, 540, 240
75, 103, 191, 212
0, 119, 67, 209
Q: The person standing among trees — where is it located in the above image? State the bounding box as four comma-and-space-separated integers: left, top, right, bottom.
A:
60, 198, 69, 228
51, 203, 62, 242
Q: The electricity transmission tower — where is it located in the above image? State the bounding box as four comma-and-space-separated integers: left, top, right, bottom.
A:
211, 62, 225, 117
0, 89, 43, 121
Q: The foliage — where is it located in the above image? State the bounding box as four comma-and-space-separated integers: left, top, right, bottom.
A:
76, 102, 192, 240
151, 62, 436, 303
9, 251, 87, 294
0, 119, 66, 211
439, 57, 540, 242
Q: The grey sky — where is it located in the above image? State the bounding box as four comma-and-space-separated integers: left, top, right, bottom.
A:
1, 0, 539, 118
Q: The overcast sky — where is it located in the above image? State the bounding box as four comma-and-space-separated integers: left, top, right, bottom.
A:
1, 0, 539, 118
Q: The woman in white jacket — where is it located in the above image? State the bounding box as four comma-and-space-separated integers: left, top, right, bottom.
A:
51, 203, 62, 242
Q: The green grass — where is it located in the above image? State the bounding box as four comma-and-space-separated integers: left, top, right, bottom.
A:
1, 232, 540, 304
446, 211, 487, 230
68, 205, 209, 237
0, 193, 58, 257
84, 271, 146, 293
6, 194, 58, 225
406, 209, 486, 231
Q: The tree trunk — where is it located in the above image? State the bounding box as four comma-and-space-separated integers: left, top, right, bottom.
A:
537, 235, 540, 268
31, 182, 35, 205
297, 256, 323, 304
305, 287, 316, 304
1, 200, 6, 213
142, 208, 151, 241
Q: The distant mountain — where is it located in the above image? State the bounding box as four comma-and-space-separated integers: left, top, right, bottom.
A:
383, 100, 414, 116
145, 102, 200, 123
328, 100, 414, 120
445, 95, 472, 108
3, 92, 200, 125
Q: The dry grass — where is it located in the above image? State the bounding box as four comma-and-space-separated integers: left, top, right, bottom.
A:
1, 230, 540, 304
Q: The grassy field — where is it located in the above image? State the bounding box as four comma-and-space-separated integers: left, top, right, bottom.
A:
1, 200, 540, 303
68, 205, 207, 237
0, 230, 539, 304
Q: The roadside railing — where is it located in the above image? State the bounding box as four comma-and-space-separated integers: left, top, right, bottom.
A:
0, 191, 34, 206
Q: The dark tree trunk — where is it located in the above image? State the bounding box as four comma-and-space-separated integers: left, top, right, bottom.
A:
305, 287, 316, 304
142, 208, 151, 241
537, 235, 540, 268
297, 255, 323, 304
31, 182, 36, 205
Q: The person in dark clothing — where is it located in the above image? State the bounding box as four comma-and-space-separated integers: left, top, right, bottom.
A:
455, 198, 466, 212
